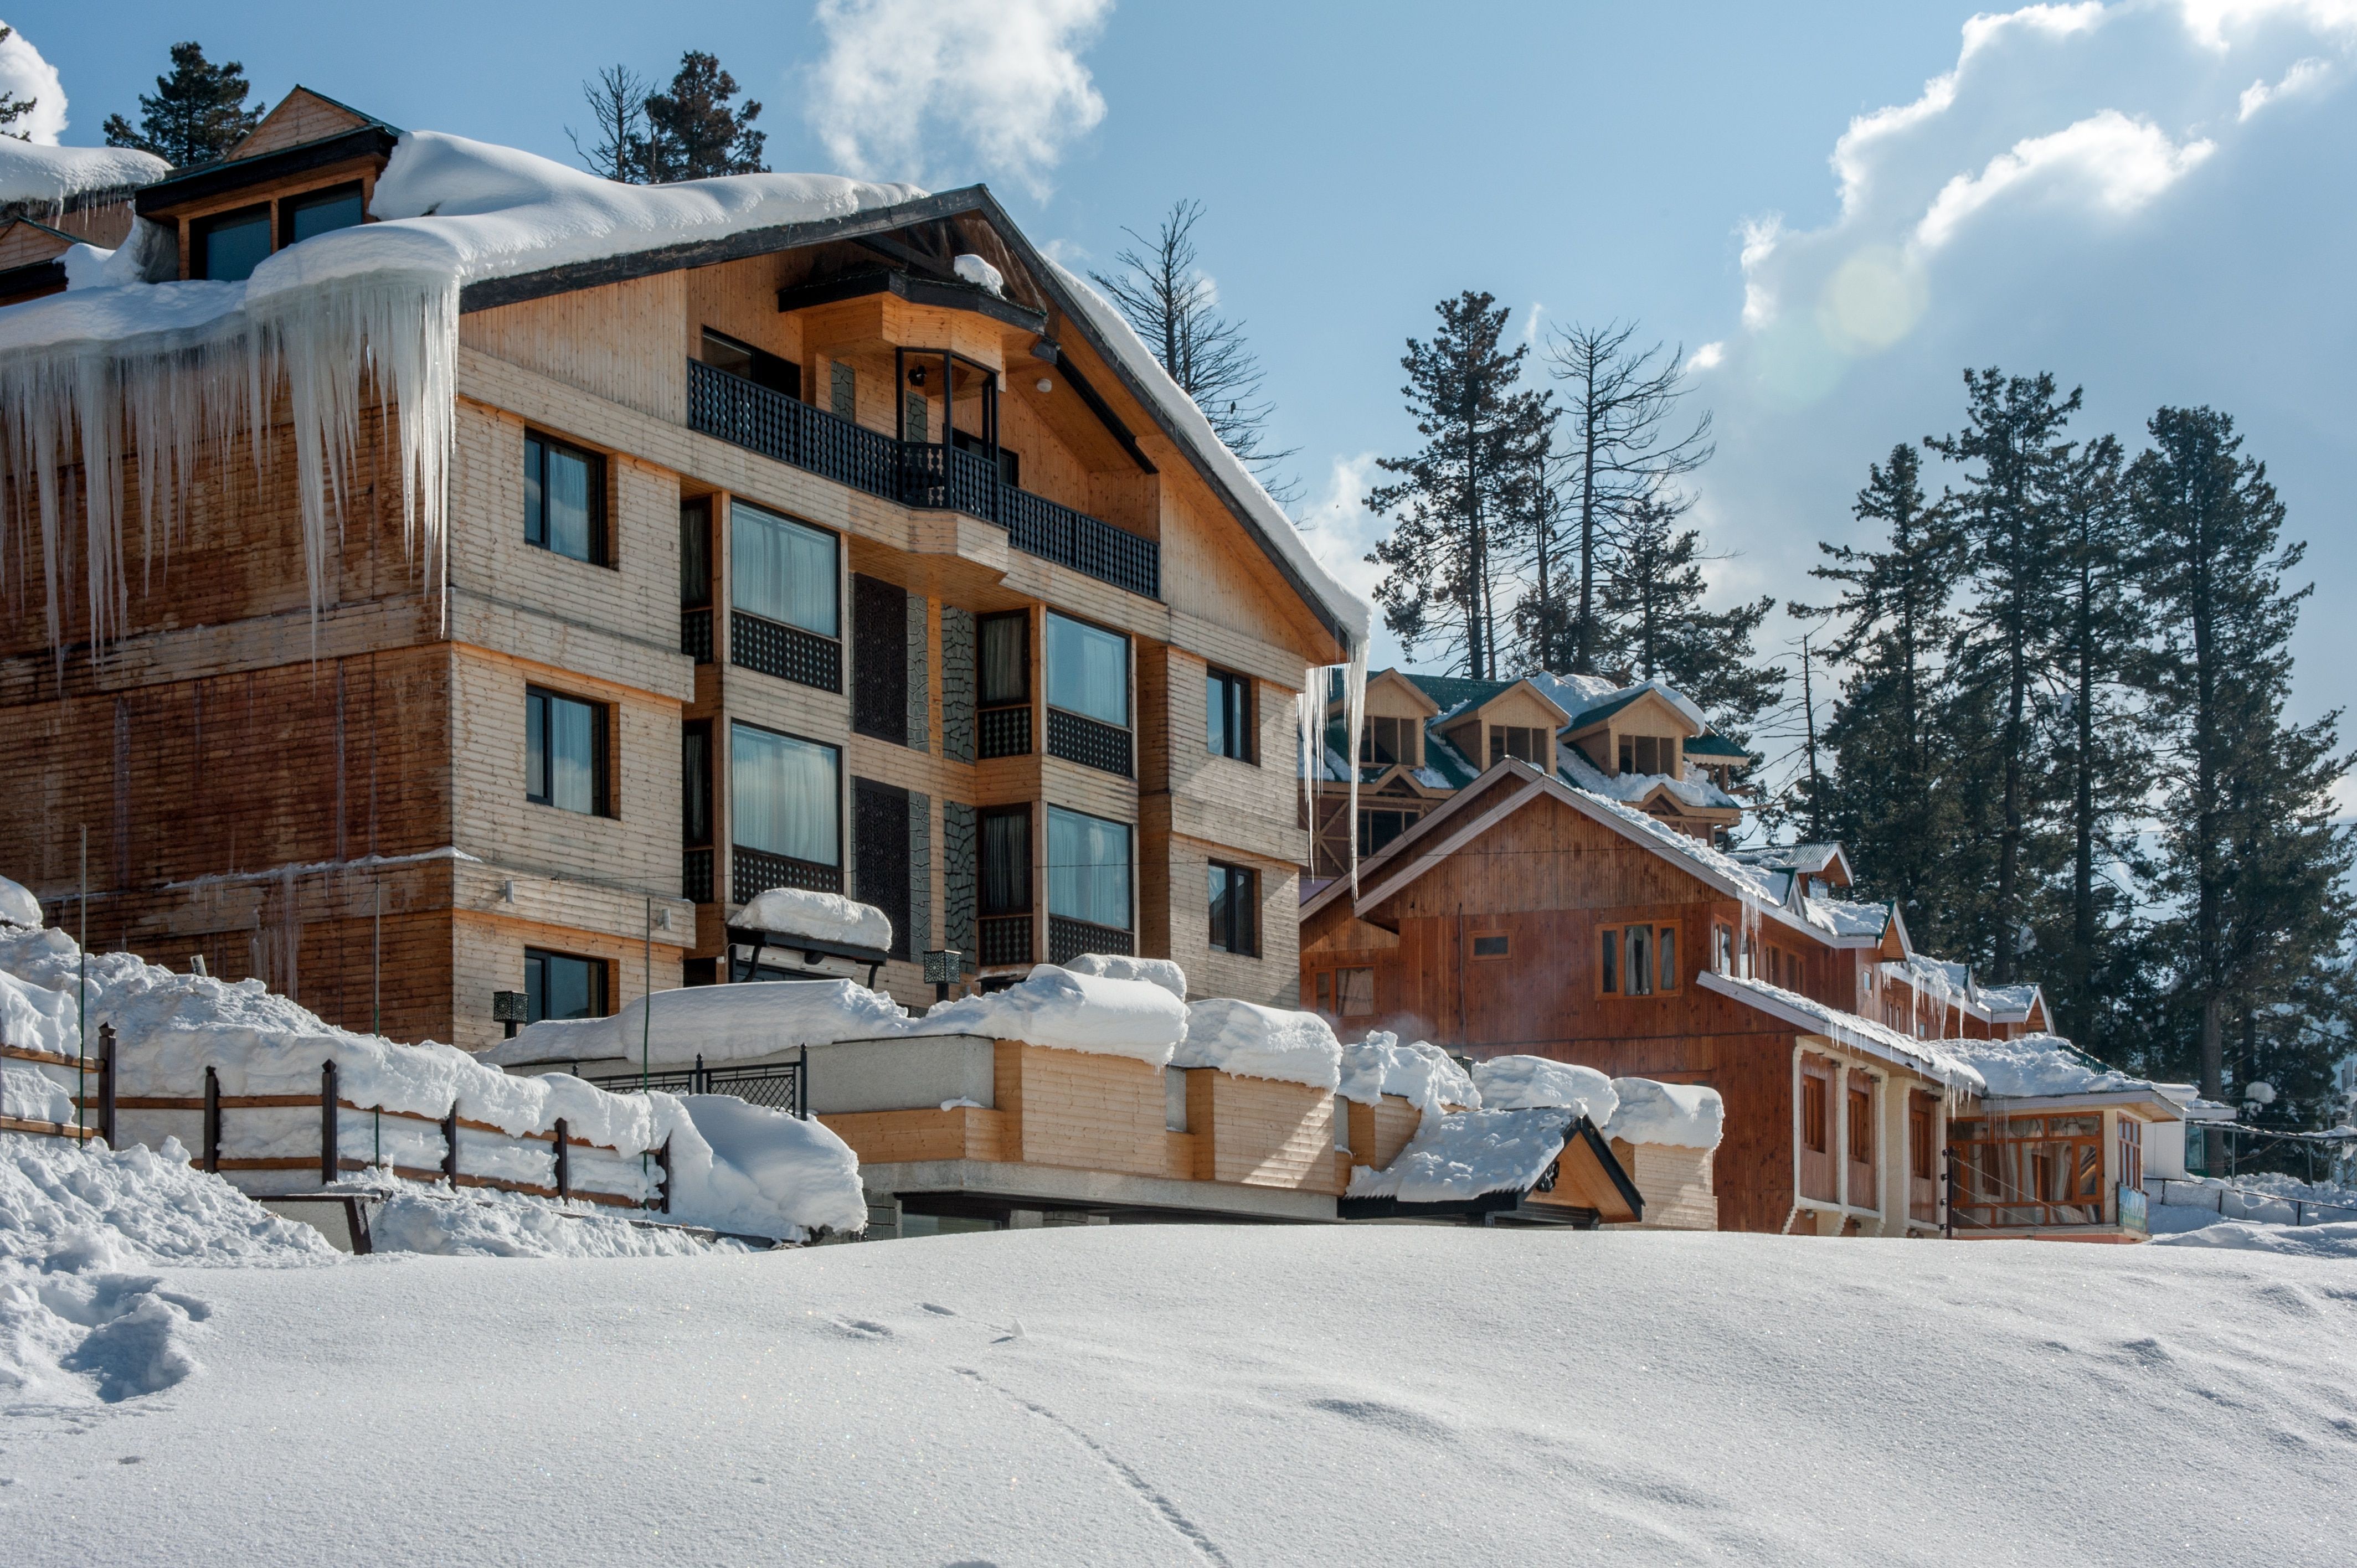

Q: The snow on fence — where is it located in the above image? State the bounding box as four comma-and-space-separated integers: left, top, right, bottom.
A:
2148, 1176, 2357, 1229
0, 1024, 116, 1142
149, 1058, 673, 1211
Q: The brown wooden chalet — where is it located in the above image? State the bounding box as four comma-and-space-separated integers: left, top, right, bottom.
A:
0, 87, 1360, 1054
1306, 669, 1747, 881
1299, 759, 2170, 1239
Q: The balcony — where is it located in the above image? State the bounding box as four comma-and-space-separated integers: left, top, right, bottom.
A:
733, 844, 843, 905
682, 847, 713, 904
687, 358, 1160, 601
681, 607, 712, 663
979, 914, 1034, 967
731, 609, 840, 692
1049, 915, 1133, 966
977, 704, 1031, 760
1047, 708, 1132, 778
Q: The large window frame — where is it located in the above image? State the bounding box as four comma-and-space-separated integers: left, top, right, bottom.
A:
1207, 669, 1256, 762
728, 720, 842, 871
1310, 966, 1377, 1020
1361, 715, 1421, 769
525, 686, 611, 817
524, 431, 610, 566
1599, 922, 1677, 997
729, 501, 838, 637
1044, 611, 1129, 729
524, 948, 610, 1024
1046, 806, 1133, 935
282, 181, 366, 247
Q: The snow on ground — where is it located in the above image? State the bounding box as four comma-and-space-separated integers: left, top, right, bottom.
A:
363, 1186, 744, 1260
1, 1217, 2348, 1565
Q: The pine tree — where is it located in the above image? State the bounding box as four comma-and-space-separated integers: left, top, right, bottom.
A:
2130, 406, 2356, 1133
1927, 369, 2081, 982
644, 52, 768, 180
2046, 433, 2148, 1054
1533, 322, 1713, 673
102, 42, 264, 168
1089, 200, 1298, 501
1366, 292, 1554, 679
1798, 443, 1965, 945
1603, 497, 1779, 735
0, 28, 38, 141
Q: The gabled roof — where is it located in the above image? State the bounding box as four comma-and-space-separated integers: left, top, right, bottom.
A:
1557, 684, 1700, 738
1684, 733, 1751, 760
229, 87, 400, 161
1696, 971, 1983, 1090
137, 87, 404, 213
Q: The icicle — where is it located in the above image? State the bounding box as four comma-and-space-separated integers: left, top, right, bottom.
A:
0, 269, 457, 667
1342, 637, 1368, 897
1299, 673, 1323, 877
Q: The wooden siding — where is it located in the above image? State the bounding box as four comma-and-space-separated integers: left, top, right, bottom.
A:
1185, 1070, 1339, 1192
1346, 1095, 1423, 1170
1609, 1142, 1719, 1231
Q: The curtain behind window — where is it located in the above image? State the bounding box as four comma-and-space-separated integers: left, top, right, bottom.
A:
1048, 807, 1130, 929
980, 614, 1027, 705
981, 809, 1030, 915
730, 723, 838, 865
548, 696, 598, 814
1044, 613, 1126, 726
732, 502, 837, 635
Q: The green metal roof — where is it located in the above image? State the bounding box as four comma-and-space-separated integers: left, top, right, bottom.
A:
1406, 675, 1517, 720
1684, 733, 1751, 758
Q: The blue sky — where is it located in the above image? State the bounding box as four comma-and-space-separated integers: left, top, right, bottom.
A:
10, 2, 2355, 764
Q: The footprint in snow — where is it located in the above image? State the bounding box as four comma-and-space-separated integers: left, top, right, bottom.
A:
922, 1303, 958, 1317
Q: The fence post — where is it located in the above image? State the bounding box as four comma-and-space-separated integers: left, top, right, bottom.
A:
553, 1117, 569, 1200
799, 1044, 810, 1120
656, 1136, 672, 1214
98, 1023, 116, 1147
1942, 1144, 1955, 1240
441, 1102, 460, 1184
203, 1065, 221, 1173
696, 1052, 706, 1097
320, 1061, 339, 1187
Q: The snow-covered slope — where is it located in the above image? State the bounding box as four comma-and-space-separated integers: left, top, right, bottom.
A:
3, 1223, 2346, 1564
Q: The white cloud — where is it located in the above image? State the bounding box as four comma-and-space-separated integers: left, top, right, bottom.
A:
804, 0, 1111, 198
2239, 53, 2334, 115
1685, 342, 1726, 373
0, 22, 68, 145
1913, 110, 2214, 249
1295, 452, 1392, 648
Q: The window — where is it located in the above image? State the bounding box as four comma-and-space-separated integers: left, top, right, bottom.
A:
1910, 1098, 1936, 1181
952, 426, 1021, 487
1044, 612, 1128, 728
1803, 1074, 1829, 1154
1489, 726, 1546, 766
1207, 670, 1255, 761
1361, 715, 1420, 768
1314, 967, 1376, 1019
1714, 923, 1733, 975
1357, 808, 1416, 856
980, 612, 1030, 706
197, 205, 272, 282
1047, 806, 1130, 931
1600, 925, 1679, 996
524, 433, 606, 564
682, 721, 712, 848
680, 501, 712, 607
1848, 1081, 1874, 1164
1617, 735, 1675, 776
731, 501, 838, 635
526, 688, 608, 815
524, 949, 608, 1023
729, 722, 840, 868
2117, 1115, 2143, 1192
980, 806, 1032, 916
283, 182, 364, 246
699, 327, 800, 397
1208, 863, 1259, 956
1472, 933, 1510, 958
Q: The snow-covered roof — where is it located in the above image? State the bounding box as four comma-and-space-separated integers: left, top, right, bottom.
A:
1345, 1107, 1576, 1202
1602, 1079, 1725, 1150
1471, 1056, 1618, 1123
1944, 1033, 2175, 1110
1810, 898, 1891, 941
1696, 968, 1985, 1091
906, 964, 1185, 1066
1174, 999, 1342, 1090
1556, 733, 1739, 811
1063, 952, 1187, 1000
737, 887, 893, 953
0, 141, 168, 211
1336, 1031, 1478, 1112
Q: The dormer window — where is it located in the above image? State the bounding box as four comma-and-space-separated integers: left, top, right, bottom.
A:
1617, 735, 1675, 776
1489, 726, 1546, 766
197, 205, 272, 282
1361, 716, 1420, 768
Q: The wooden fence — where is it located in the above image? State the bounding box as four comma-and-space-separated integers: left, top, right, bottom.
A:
0, 1024, 116, 1143
5, 1037, 668, 1212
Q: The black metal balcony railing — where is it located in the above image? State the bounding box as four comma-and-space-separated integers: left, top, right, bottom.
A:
978, 914, 1034, 967
977, 704, 1032, 760
688, 358, 1160, 601
732, 844, 843, 905
731, 610, 841, 693
1047, 709, 1133, 778
681, 607, 713, 663
682, 847, 714, 904
586, 1055, 805, 1118
1049, 915, 1133, 966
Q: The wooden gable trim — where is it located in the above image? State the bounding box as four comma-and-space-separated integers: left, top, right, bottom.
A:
1472, 678, 1572, 727
230, 87, 379, 161
1361, 668, 1442, 719
1351, 776, 1543, 915
1562, 686, 1700, 740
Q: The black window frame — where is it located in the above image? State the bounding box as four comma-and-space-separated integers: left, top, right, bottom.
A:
281, 180, 367, 247
682, 719, 713, 849
194, 203, 274, 282
699, 326, 801, 399
1207, 860, 1260, 957
979, 804, 1033, 917
524, 947, 610, 1024
1207, 669, 1256, 762
525, 685, 612, 817
523, 430, 610, 566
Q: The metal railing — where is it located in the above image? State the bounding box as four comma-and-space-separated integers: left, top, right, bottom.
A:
681, 607, 713, 663
688, 358, 1161, 600
586, 1050, 807, 1120
1049, 915, 1133, 966
731, 609, 841, 692
732, 844, 843, 905
2147, 1176, 2357, 1228
1047, 708, 1133, 778
682, 847, 713, 905
978, 704, 1032, 759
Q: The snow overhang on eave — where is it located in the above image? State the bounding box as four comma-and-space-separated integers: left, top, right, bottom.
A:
1960, 1087, 2184, 1122
1696, 969, 1982, 1091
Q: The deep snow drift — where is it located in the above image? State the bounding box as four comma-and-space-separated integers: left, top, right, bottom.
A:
2, 1219, 2346, 1566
